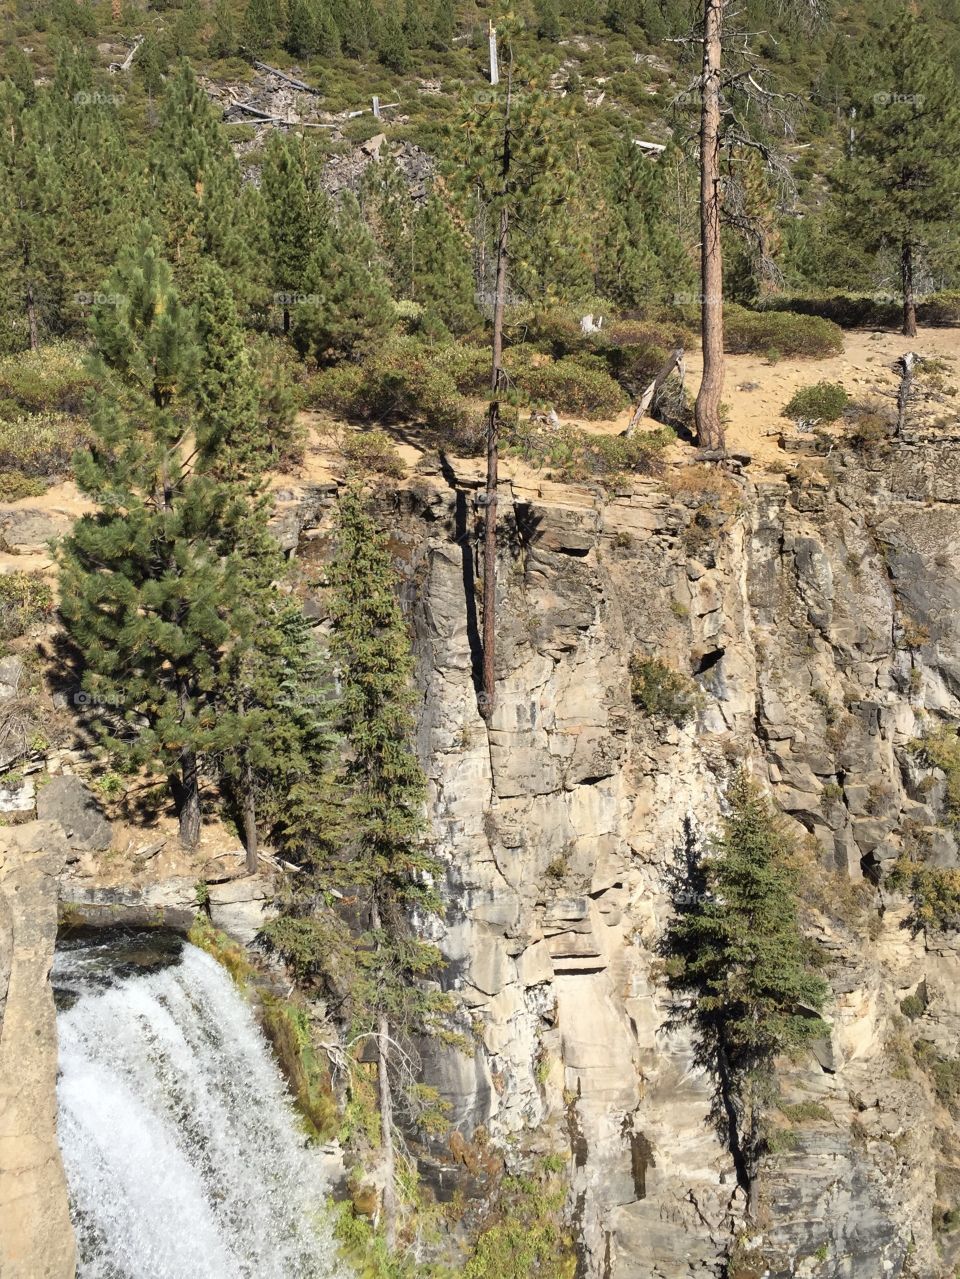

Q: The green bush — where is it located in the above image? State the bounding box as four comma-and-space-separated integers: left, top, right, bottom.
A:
629, 655, 703, 726
518, 354, 627, 419
759, 295, 900, 330
0, 572, 55, 641
918, 292, 960, 326
0, 413, 93, 478
723, 305, 844, 357
339, 427, 404, 477
504, 420, 674, 486
914, 1040, 960, 1114
911, 728, 960, 823
782, 382, 850, 423
888, 855, 960, 932
0, 472, 47, 501
0, 343, 92, 417
309, 338, 484, 452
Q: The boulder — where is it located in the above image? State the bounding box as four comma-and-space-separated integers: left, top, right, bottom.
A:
37, 775, 112, 852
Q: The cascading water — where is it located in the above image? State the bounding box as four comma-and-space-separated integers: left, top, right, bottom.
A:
54, 933, 348, 1279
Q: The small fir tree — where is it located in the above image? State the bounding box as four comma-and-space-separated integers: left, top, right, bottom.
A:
664, 770, 829, 1190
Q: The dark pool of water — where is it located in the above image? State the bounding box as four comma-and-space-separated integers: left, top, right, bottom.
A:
53, 927, 186, 1010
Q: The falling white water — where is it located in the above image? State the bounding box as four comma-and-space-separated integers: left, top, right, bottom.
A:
56, 941, 348, 1279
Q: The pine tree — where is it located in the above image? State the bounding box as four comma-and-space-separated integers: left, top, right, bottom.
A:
149, 61, 258, 306
261, 132, 325, 332
411, 189, 479, 336
451, 45, 576, 717
832, 12, 960, 336
292, 193, 395, 364
241, 0, 279, 56
57, 235, 263, 847
194, 260, 267, 479
665, 770, 828, 1189
337, 0, 369, 57
264, 486, 448, 1246
286, 0, 319, 57
211, 0, 240, 58
597, 137, 694, 308
378, 9, 411, 73
360, 157, 415, 297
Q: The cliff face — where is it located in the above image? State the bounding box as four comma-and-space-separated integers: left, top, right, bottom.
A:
289, 437, 960, 1279
0, 822, 76, 1279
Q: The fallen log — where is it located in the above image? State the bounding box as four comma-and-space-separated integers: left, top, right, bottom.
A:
252, 61, 322, 94
109, 34, 143, 73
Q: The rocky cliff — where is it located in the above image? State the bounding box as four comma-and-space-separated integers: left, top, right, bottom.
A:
0, 821, 76, 1279
281, 432, 960, 1279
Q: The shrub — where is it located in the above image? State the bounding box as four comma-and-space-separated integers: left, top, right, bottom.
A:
518, 354, 627, 419
0, 472, 47, 501
782, 382, 850, 423
629, 655, 703, 726
888, 856, 960, 932
914, 1040, 960, 1114
911, 727, 960, 823
758, 295, 900, 330
0, 572, 54, 641
918, 292, 960, 326
723, 305, 844, 357
0, 343, 92, 417
0, 413, 93, 478
338, 427, 404, 477
504, 420, 673, 486
779, 1100, 833, 1123
846, 402, 893, 449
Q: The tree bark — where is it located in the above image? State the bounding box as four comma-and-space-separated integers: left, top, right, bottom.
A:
479, 59, 513, 722
178, 749, 201, 848
479, 204, 508, 722
283, 306, 290, 335
369, 899, 397, 1248
625, 346, 684, 436
25, 279, 39, 353
694, 0, 726, 453
176, 675, 201, 848
902, 241, 918, 338
895, 351, 916, 438
242, 757, 258, 873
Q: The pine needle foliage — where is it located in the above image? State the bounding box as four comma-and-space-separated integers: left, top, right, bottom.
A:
664, 770, 829, 1185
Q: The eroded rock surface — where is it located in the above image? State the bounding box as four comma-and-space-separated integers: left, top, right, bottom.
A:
0, 821, 75, 1279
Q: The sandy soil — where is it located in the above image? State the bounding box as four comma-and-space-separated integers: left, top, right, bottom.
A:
4, 324, 960, 583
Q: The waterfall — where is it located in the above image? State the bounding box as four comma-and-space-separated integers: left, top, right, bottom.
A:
55, 938, 348, 1279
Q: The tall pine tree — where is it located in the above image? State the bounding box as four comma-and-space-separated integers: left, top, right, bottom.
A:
58, 236, 263, 846
831, 12, 960, 336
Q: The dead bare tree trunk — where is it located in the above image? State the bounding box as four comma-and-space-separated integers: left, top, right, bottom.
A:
694, 0, 726, 453
626, 347, 684, 436
895, 351, 917, 438
241, 757, 258, 873
480, 205, 507, 722
370, 899, 397, 1248
25, 280, 39, 353
479, 62, 513, 722
176, 676, 201, 849
901, 241, 918, 338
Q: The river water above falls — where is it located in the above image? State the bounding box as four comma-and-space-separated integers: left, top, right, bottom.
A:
53, 931, 347, 1279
